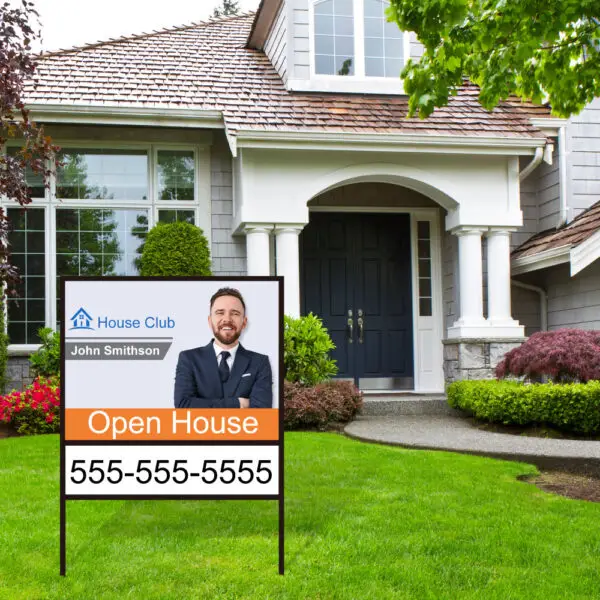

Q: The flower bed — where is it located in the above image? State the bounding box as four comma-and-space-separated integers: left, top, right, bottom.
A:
0, 376, 60, 435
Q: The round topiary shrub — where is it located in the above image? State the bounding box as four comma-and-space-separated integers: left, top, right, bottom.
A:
495, 329, 600, 383
284, 313, 337, 385
139, 222, 211, 276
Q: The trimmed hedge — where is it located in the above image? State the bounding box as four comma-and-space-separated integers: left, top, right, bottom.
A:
448, 379, 600, 434
139, 222, 211, 276
284, 380, 363, 430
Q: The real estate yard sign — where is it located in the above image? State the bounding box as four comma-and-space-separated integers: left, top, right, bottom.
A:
60, 277, 284, 574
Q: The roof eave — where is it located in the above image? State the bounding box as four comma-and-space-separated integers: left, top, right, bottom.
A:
512, 245, 571, 275
247, 0, 282, 49
26, 103, 224, 129
233, 128, 548, 156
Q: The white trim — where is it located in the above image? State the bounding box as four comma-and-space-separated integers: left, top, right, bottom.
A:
26, 103, 223, 129
234, 129, 547, 154
530, 117, 567, 137
310, 205, 436, 215
570, 229, 600, 276
511, 245, 571, 275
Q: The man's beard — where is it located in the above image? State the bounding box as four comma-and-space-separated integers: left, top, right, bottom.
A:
213, 324, 242, 346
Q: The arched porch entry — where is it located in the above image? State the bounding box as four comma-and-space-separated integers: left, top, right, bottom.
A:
301, 182, 445, 392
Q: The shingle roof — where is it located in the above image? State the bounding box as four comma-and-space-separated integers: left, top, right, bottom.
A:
512, 200, 600, 259
25, 13, 548, 140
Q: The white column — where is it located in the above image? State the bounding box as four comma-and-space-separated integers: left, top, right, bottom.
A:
244, 225, 271, 276
448, 227, 489, 338
486, 228, 524, 337
275, 225, 303, 317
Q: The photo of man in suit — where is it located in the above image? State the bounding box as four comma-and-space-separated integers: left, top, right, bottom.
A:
174, 287, 273, 409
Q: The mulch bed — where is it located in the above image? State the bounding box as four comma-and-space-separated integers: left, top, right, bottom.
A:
524, 471, 600, 503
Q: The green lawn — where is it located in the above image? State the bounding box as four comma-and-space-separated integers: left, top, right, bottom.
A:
1, 433, 599, 599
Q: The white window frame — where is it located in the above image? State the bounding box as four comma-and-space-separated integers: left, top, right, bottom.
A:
290, 0, 411, 94
2, 141, 212, 352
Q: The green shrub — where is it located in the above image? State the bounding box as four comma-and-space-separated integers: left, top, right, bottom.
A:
284, 313, 337, 385
284, 380, 363, 430
29, 327, 60, 378
139, 222, 211, 276
448, 379, 600, 434
0, 298, 9, 392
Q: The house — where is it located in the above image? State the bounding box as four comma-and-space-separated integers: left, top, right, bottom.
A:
4, 1, 599, 393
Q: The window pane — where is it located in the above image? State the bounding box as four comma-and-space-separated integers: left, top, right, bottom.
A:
6, 207, 46, 344
419, 278, 432, 298
6, 147, 46, 199
365, 57, 384, 77
315, 34, 334, 55
158, 210, 195, 225
56, 208, 148, 278
385, 58, 403, 77
315, 14, 334, 35
418, 221, 431, 238
316, 54, 336, 74
315, 0, 333, 15
419, 298, 432, 317
364, 17, 383, 37
418, 259, 431, 278
364, 0, 383, 17
384, 18, 403, 39
335, 35, 354, 57
365, 37, 384, 58
335, 15, 353, 36
56, 149, 148, 201
384, 37, 403, 58
335, 0, 353, 16
157, 150, 195, 201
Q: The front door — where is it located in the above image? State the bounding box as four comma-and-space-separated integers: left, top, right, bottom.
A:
300, 212, 414, 390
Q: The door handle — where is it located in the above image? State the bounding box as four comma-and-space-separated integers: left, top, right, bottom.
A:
347, 309, 353, 343
357, 309, 364, 344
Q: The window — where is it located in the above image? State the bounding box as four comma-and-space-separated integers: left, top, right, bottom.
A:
417, 221, 432, 317
314, 0, 355, 75
3, 144, 206, 345
312, 0, 404, 79
364, 0, 403, 77
6, 208, 46, 344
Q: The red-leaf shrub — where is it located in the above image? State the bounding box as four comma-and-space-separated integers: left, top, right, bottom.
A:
284, 380, 363, 430
0, 376, 60, 435
495, 329, 600, 383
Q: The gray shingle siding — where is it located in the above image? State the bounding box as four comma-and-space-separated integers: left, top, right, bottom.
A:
210, 134, 246, 276
567, 97, 600, 220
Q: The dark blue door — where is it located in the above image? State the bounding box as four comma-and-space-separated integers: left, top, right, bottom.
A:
300, 213, 414, 390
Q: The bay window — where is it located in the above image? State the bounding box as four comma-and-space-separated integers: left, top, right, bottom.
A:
3, 143, 208, 347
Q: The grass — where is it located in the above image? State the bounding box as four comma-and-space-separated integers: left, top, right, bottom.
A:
1, 433, 600, 599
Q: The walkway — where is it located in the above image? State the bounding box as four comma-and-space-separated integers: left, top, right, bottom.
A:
345, 413, 600, 475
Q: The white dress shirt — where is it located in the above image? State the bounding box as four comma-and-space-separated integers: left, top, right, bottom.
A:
213, 340, 239, 371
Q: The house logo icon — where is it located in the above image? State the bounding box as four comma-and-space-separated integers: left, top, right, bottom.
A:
69, 307, 94, 331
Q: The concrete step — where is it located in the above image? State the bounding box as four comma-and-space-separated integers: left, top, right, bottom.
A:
360, 394, 458, 416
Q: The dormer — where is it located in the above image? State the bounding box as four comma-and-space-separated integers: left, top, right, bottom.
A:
248, 0, 418, 94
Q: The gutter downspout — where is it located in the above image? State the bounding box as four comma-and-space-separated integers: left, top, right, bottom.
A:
519, 146, 544, 181
557, 125, 569, 227
511, 279, 548, 331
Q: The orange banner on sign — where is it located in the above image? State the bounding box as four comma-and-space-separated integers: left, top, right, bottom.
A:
65, 409, 279, 441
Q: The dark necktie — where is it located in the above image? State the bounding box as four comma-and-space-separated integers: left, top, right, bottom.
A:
219, 351, 231, 382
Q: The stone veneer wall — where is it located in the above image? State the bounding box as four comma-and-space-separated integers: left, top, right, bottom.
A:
443, 339, 525, 383
5, 356, 33, 393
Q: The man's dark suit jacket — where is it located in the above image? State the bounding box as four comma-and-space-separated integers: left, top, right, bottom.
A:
174, 341, 273, 409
